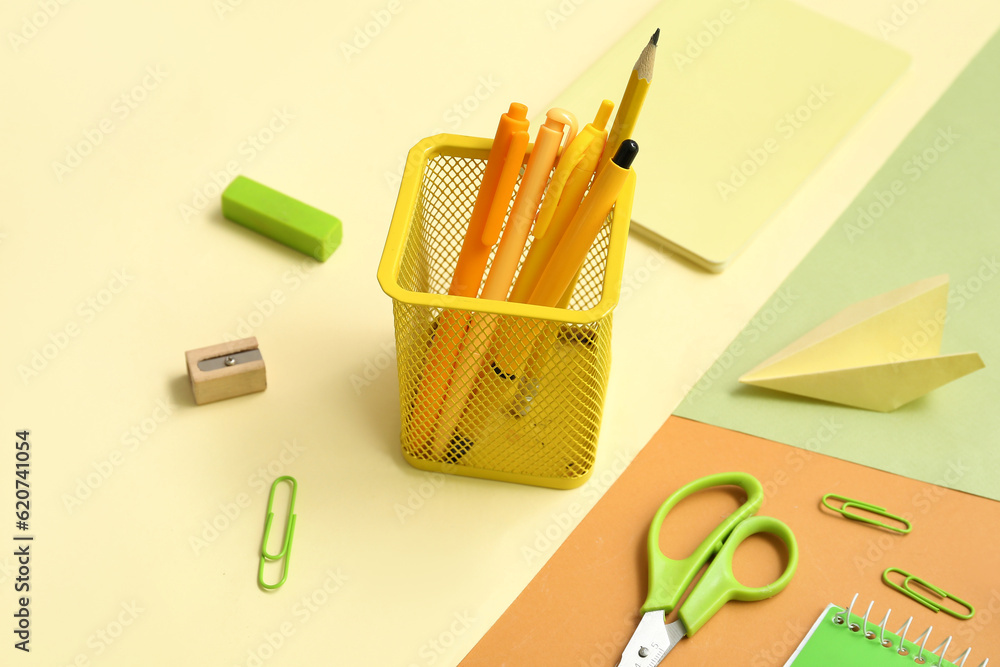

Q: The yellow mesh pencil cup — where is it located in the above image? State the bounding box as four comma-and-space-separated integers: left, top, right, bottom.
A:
377, 134, 635, 489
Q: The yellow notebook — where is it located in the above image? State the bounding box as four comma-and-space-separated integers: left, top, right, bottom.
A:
546, 0, 910, 271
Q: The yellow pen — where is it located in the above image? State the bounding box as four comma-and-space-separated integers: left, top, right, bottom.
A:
453, 141, 638, 451
530, 140, 638, 306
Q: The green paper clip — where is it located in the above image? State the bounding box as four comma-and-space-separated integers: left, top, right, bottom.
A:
883, 567, 975, 620
258, 476, 297, 590
820, 493, 912, 534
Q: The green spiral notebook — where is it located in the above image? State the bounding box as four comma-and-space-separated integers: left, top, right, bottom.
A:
785, 599, 989, 667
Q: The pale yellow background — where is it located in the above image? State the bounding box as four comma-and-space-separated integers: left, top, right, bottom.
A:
1, 0, 997, 665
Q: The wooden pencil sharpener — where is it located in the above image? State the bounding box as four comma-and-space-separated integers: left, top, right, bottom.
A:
185, 337, 266, 405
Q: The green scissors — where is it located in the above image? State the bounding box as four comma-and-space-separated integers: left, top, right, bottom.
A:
616, 472, 798, 666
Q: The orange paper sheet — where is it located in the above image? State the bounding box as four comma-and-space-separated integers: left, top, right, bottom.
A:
461, 417, 1000, 666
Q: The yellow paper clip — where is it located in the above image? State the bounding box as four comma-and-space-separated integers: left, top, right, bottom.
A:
821, 493, 912, 534
258, 476, 297, 590
882, 567, 975, 620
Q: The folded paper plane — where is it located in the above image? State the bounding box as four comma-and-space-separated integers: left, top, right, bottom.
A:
739, 275, 985, 412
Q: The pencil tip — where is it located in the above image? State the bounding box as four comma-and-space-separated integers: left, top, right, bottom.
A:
651, 28, 660, 46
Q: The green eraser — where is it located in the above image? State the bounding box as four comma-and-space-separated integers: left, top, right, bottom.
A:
221, 176, 342, 262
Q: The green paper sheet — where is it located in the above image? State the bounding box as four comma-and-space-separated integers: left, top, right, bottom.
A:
676, 28, 1000, 500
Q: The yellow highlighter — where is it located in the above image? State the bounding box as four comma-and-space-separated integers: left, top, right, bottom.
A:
530, 140, 638, 306
521, 139, 638, 389
509, 100, 614, 305
428, 109, 578, 458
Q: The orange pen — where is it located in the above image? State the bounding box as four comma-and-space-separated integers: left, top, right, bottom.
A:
452, 103, 530, 297
429, 109, 577, 456
407, 104, 529, 458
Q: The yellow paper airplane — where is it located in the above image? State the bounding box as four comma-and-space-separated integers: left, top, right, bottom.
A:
739, 275, 985, 412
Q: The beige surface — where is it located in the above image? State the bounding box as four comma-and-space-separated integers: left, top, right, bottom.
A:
2, 0, 998, 664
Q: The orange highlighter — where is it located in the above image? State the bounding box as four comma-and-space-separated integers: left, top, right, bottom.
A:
429, 109, 577, 456
408, 104, 529, 456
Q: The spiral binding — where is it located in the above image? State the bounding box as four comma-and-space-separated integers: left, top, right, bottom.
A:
832, 594, 989, 667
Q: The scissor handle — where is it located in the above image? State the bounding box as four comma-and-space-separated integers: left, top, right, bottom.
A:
642, 472, 764, 615
678, 515, 798, 635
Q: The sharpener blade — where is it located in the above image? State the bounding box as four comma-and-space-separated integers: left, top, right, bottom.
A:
197, 348, 262, 372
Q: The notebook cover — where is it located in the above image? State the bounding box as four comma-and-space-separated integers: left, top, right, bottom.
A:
786, 603, 979, 667
545, 0, 910, 270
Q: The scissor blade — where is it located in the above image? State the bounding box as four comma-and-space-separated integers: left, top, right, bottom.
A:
616, 613, 686, 667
